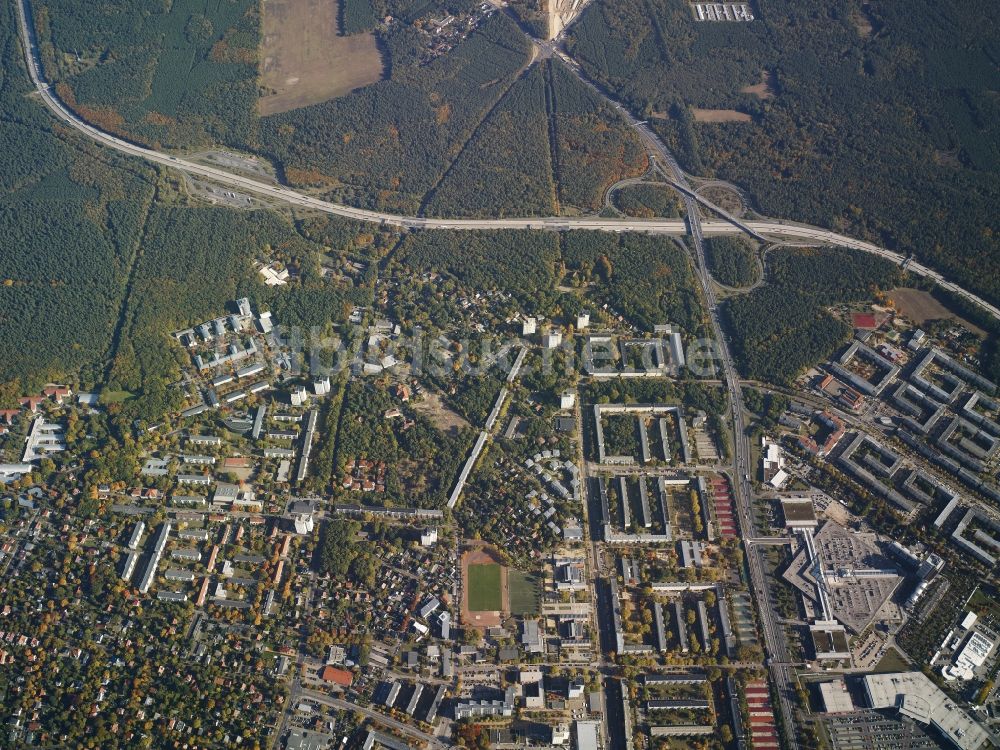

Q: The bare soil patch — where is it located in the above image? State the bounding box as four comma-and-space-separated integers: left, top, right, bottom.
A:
547, 0, 591, 40
410, 389, 472, 433
460, 543, 509, 629
259, 0, 385, 116
889, 287, 986, 336
850, 7, 874, 38
692, 108, 752, 123
741, 71, 776, 100
822, 500, 853, 527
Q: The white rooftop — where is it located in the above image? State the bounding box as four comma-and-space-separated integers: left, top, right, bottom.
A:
574, 720, 600, 750
818, 679, 854, 713
863, 672, 989, 750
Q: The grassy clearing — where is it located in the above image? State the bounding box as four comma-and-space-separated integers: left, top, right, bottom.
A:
467, 563, 502, 611
508, 569, 540, 616
873, 648, 910, 673
98, 390, 134, 404
691, 108, 752, 123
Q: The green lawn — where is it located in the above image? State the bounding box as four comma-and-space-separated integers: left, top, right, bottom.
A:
467, 563, 502, 611
508, 569, 540, 616
99, 389, 134, 404
873, 648, 910, 673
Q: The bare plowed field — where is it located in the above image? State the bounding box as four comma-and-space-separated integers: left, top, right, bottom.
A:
259, 0, 385, 115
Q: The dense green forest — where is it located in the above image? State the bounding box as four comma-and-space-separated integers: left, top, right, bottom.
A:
567, 0, 1000, 306
547, 59, 647, 213
722, 247, 901, 383
562, 231, 703, 332
108, 209, 376, 424
0, 0, 157, 395
34, 1, 649, 218
36, 0, 259, 148
297, 214, 399, 261
395, 229, 561, 310
333, 380, 473, 507
505, 0, 548, 39
258, 14, 533, 213
612, 183, 681, 218
340, 0, 379, 34
423, 58, 647, 216
423, 63, 555, 217
705, 236, 759, 288
314, 518, 369, 580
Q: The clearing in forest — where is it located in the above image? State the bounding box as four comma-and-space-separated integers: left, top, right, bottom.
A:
692, 108, 752, 123
741, 71, 777, 99
889, 287, 985, 336
409, 388, 472, 433
259, 0, 385, 116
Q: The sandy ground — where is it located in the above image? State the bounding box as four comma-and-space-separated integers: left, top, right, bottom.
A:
259, 0, 385, 116
410, 389, 472, 433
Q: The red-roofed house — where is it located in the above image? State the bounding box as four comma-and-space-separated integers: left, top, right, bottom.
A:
318, 666, 353, 687
43, 385, 72, 404
18, 397, 44, 412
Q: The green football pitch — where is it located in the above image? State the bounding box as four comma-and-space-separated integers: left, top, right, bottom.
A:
467, 563, 502, 611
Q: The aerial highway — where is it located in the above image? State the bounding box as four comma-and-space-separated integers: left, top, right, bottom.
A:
600, 73, 805, 745
687, 187, 804, 750
13, 0, 1000, 324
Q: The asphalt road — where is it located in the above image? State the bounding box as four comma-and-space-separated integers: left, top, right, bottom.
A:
623, 108, 804, 748
13, 0, 1000, 324
297, 690, 447, 750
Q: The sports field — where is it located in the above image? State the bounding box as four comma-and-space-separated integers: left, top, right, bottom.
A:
508, 569, 540, 616
467, 564, 502, 611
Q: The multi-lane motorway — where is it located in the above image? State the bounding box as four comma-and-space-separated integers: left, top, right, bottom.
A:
635, 123, 804, 749
13, 0, 1000, 324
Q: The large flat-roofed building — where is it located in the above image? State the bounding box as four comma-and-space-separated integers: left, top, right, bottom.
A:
574, 720, 600, 750
863, 672, 989, 750
818, 679, 855, 714
783, 521, 902, 634
943, 626, 997, 681
781, 497, 818, 528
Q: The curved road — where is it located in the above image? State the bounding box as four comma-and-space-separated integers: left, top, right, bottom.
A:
13, 0, 1000, 323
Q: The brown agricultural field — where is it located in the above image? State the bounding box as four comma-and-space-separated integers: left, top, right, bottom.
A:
692, 108, 752, 123
259, 0, 385, 116
889, 287, 986, 336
